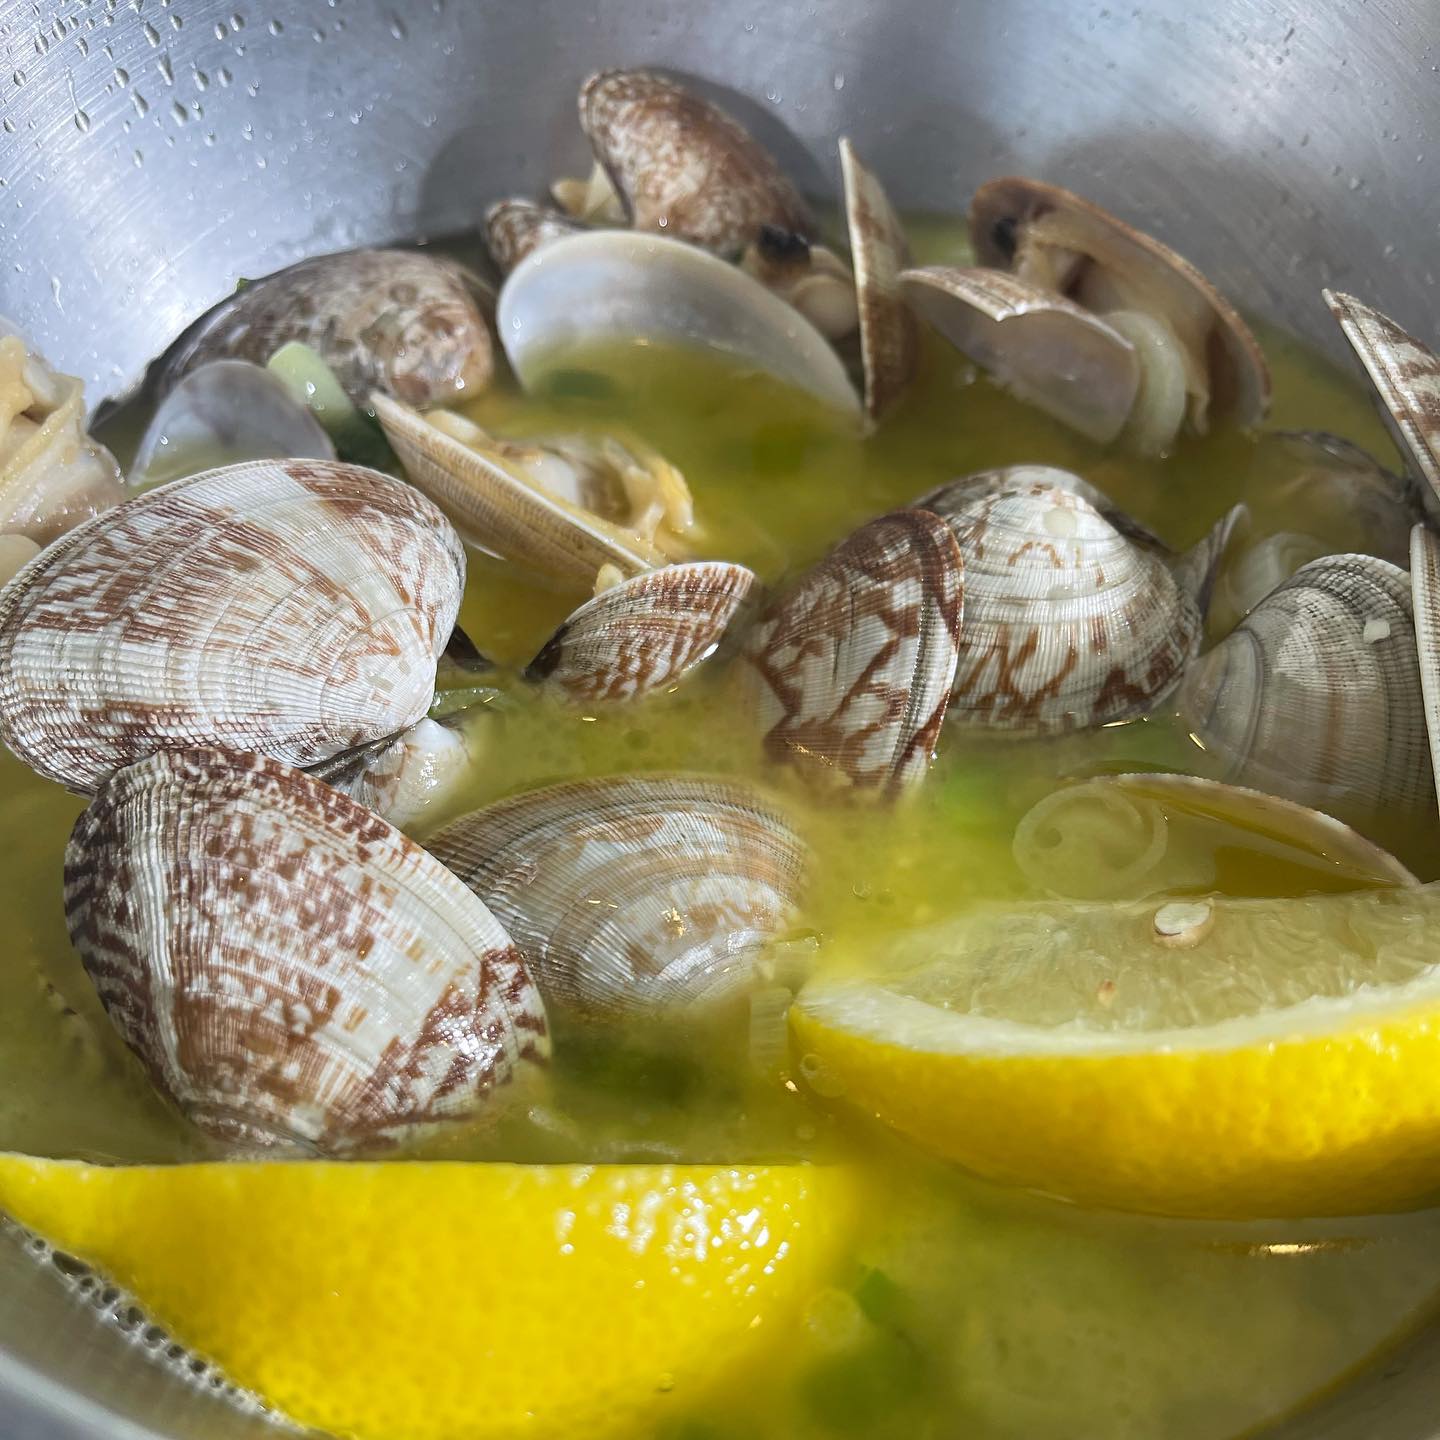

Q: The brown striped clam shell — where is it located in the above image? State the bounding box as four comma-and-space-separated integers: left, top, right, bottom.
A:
900, 266, 1140, 444
1324, 290, 1440, 514
0, 458, 465, 793
484, 198, 589, 277
579, 68, 813, 255
969, 177, 1271, 437
1407, 526, 1440, 817
427, 773, 808, 1021
1178, 552, 1432, 828
918, 466, 1234, 732
65, 748, 548, 1155
840, 138, 918, 423
528, 561, 759, 703
741, 510, 964, 797
156, 249, 495, 409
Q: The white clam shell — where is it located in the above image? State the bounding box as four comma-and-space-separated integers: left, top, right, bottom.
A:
918, 466, 1231, 731
427, 773, 809, 1020
130, 359, 335, 490
0, 458, 465, 793
741, 509, 964, 797
496, 230, 862, 416
65, 748, 548, 1154
1409, 525, 1440, 817
528, 560, 759, 703
1178, 552, 1433, 825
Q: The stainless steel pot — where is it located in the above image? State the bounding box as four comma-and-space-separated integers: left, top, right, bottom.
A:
3, 1, 1440, 1436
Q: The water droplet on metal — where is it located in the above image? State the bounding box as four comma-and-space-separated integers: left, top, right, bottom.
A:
229, 11, 244, 27
169, 11, 181, 29
267, 17, 282, 34
212, 19, 226, 38
141, 19, 159, 44
131, 88, 149, 116
156, 51, 173, 83
216, 65, 231, 85
132, 146, 143, 166
170, 98, 186, 123
114, 64, 128, 84
193, 66, 208, 89
12, 69, 26, 86
387, 11, 406, 39
832, 71, 845, 90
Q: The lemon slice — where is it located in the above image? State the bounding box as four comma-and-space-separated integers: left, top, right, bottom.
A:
791, 886, 1440, 1217
0, 1158, 858, 1439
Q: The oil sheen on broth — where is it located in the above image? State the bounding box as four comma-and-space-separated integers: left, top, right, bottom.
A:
3, 218, 1439, 1440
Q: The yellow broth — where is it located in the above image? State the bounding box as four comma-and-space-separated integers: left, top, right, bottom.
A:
7, 220, 1440, 1439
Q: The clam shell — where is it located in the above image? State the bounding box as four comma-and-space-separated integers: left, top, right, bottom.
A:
1178, 553, 1432, 824
157, 249, 495, 409
1409, 525, 1440, 816
372, 392, 670, 585
970, 176, 1270, 431
0, 330, 123, 544
528, 561, 759, 703
579, 68, 813, 255
129, 359, 336, 490
0, 458, 464, 793
1324, 290, 1440, 512
840, 138, 918, 422
900, 266, 1139, 443
496, 230, 862, 417
427, 773, 809, 1019
484, 199, 588, 276
918, 467, 1228, 730
65, 748, 547, 1154
741, 510, 963, 796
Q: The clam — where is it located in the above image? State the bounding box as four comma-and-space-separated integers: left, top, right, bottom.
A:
484, 198, 588, 277
841, 138, 919, 422
968, 177, 1271, 447
1324, 290, 1440, 514
496, 230, 861, 416
129, 360, 336, 490
0, 458, 464, 793
737, 226, 859, 342
427, 773, 809, 1020
578, 68, 813, 255
373, 392, 695, 587
740, 509, 964, 796
1013, 771, 1418, 902
900, 267, 1140, 444
917, 466, 1234, 731
156, 249, 496, 409
0, 322, 123, 545
1177, 552, 1432, 827
528, 561, 759, 703
65, 748, 548, 1154
1409, 525, 1440, 814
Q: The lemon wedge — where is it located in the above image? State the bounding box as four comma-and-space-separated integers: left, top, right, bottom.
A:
791, 886, 1440, 1217
0, 1158, 858, 1439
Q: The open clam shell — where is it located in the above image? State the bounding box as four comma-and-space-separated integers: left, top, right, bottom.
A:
484, 199, 589, 277
578, 68, 813, 255
1178, 552, 1432, 827
528, 561, 759, 703
129, 359, 336, 490
1324, 290, 1440, 514
741, 509, 964, 797
900, 267, 1139, 443
65, 748, 548, 1155
840, 138, 918, 422
917, 467, 1231, 731
372, 392, 682, 586
0, 458, 465, 793
970, 176, 1270, 436
157, 249, 495, 409
496, 230, 862, 417
427, 773, 809, 1021
1409, 525, 1440, 816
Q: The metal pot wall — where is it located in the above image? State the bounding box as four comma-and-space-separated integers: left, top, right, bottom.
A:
2, 0, 1440, 1436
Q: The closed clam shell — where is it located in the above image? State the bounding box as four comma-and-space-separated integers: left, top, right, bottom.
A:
900, 266, 1139, 444
65, 748, 548, 1154
1178, 553, 1432, 825
528, 561, 759, 703
1324, 290, 1440, 514
918, 467, 1228, 731
496, 229, 861, 416
970, 177, 1270, 432
427, 773, 809, 1019
741, 510, 964, 796
484, 199, 588, 276
0, 458, 465, 793
157, 249, 495, 409
840, 138, 918, 422
579, 68, 813, 255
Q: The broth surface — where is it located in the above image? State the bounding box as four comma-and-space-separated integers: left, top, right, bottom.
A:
5, 219, 1440, 1439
